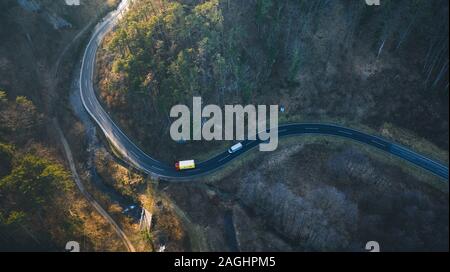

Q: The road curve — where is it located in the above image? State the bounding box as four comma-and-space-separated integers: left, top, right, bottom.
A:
80, 0, 449, 182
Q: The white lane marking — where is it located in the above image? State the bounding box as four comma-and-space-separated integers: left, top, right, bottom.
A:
339, 130, 353, 136
371, 139, 387, 148
392, 145, 448, 171
218, 155, 231, 163
129, 150, 139, 158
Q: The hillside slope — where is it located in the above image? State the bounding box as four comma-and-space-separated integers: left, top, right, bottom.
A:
96, 0, 449, 163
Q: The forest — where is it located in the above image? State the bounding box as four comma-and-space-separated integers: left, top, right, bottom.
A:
97, 0, 449, 162
0, 90, 124, 251
0, 91, 74, 250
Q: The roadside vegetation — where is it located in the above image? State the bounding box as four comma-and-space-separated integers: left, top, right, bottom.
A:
94, 148, 188, 251
164, 138, 449, 252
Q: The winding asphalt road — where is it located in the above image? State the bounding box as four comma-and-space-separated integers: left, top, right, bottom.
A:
80, 0, 449, 181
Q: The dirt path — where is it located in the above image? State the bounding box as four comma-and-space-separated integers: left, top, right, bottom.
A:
54, 119, 136, 252
53, 19, 95, 79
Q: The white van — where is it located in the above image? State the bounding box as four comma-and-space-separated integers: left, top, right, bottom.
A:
228, 143, 243, 154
